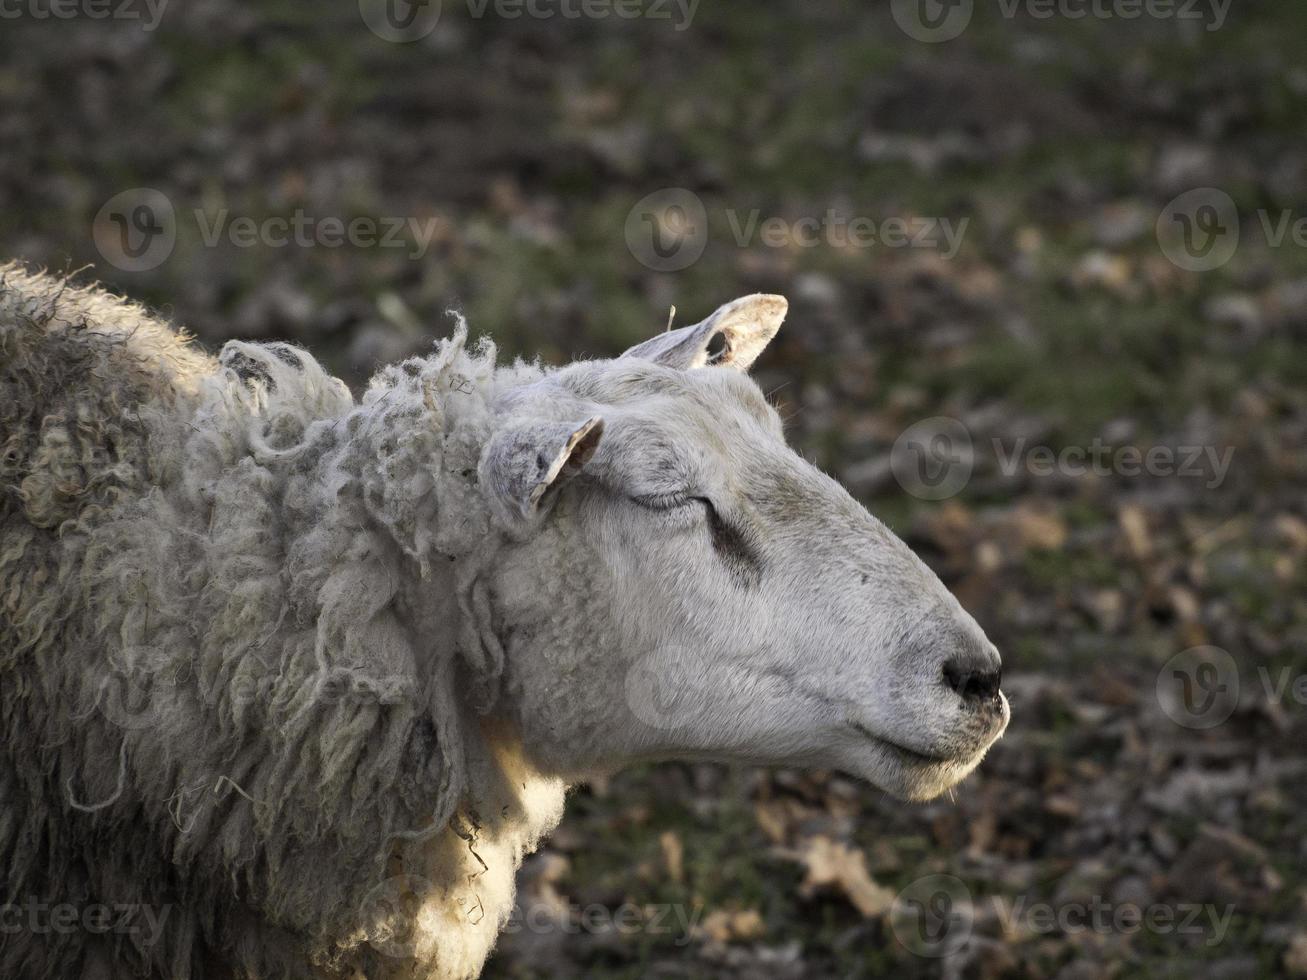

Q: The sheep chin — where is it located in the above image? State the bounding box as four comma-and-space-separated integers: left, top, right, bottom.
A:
835, 719, 1007, 803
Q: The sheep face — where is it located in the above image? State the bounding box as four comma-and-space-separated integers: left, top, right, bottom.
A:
480, 296, 1009, 802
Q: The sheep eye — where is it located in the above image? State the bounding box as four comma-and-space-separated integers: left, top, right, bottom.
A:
632, 492, 694, 511
632, 493, 722, 519
632, 494, 762, 584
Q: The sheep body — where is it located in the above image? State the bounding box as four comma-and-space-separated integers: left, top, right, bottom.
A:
0, 263, 564, 980
2, 265, 1014, 978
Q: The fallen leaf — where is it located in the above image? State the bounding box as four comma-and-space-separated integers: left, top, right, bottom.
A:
791, 836, 895, 918
1275, 514, 1307, 552
1044, 794, 1081, 819
975, 540, 1004, 573
1011, 504, 1067, 551
1083, 588, 1125, 632
1070, 250, 1136, 298
1167, 585, 1201, 622
1118, 505, 1152, 560
699, 908, 766, 944
659, 831, 684, 884
1285, 933, 1307, 976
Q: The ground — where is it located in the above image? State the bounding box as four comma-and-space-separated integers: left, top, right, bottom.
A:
1, 1, 1305, 976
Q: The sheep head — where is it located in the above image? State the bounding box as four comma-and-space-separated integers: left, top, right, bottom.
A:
477, 295, 1009, 802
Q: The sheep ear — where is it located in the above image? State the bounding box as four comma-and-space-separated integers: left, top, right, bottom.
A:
481, 416, 605, 522
621, 294, 787, 372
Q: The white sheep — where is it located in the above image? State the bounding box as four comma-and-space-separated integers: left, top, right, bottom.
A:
0, 262, 1009, 980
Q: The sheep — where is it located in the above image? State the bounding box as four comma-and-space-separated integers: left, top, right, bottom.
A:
0, 261, 1009, 980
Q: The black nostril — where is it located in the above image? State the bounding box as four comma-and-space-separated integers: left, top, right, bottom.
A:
943, 660, 1002, 702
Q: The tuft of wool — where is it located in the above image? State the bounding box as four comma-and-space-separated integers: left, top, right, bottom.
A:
0, 263, 565, 980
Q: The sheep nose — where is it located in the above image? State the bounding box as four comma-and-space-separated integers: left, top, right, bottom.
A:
942, 655, 1002, 703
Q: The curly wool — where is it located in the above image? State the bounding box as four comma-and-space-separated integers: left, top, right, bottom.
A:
0, 263, 565, 980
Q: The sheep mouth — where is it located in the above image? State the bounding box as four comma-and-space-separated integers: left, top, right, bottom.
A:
846, 721, 971, 767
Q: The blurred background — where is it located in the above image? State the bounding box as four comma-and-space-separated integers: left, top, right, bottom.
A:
2, 0, 1306, 976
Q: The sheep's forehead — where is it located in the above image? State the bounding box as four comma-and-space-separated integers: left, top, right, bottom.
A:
546, 361, 863, 541
547, 359, 799, 495
560, 359, 776, 426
